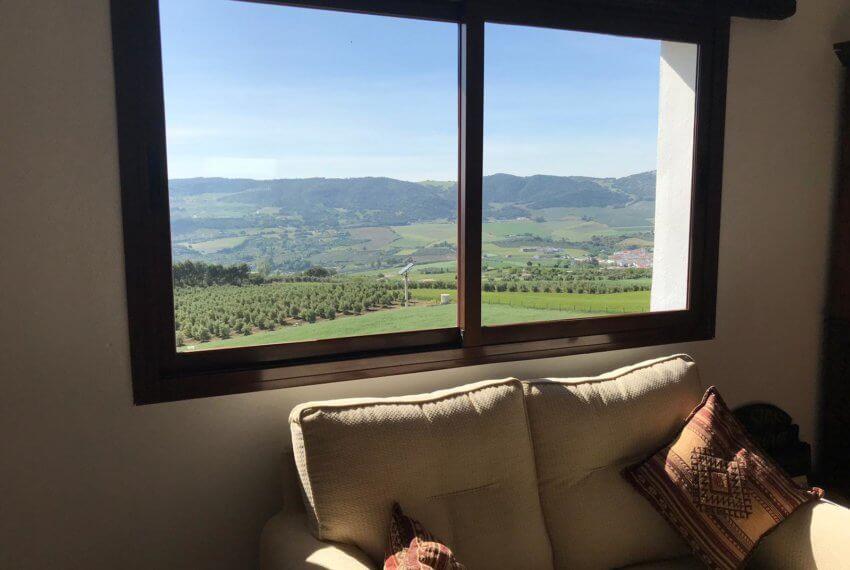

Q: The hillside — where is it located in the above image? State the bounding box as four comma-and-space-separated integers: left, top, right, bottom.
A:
170, 171, 655, 227
167, 171, 657, 274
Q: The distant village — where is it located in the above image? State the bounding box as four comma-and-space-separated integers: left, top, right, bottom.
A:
496, 245, 654, 269
608, 248, 653, 268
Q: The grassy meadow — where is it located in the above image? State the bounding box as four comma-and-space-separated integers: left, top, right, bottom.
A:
180, 285, 650, 351
410, 289, 650, 315
189, 303, 585, 350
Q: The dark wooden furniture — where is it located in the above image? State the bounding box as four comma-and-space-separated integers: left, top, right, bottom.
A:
735, 404, 811, 478
818, 41, 850, 487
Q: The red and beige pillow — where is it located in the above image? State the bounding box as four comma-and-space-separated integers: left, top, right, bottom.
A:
624, 387, 823, 570
384, 503, 465, 570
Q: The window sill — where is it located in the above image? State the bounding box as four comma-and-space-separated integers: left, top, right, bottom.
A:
137, 317, 713, 404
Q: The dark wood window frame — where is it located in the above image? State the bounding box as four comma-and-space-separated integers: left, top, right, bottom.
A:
112, 0, 731, 404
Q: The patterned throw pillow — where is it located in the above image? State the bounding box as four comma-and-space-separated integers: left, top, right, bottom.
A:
384, 503, 465, 570
623, 387, 823, 570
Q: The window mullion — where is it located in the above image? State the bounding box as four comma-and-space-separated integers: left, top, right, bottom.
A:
458, 14, 484, 347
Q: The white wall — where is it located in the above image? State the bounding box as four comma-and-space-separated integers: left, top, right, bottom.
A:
651, 41, 697, 311
2, 1, 850, 568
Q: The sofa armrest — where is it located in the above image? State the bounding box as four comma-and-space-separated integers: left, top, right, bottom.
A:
260, 511, 376, 570
750, 500, 850, 569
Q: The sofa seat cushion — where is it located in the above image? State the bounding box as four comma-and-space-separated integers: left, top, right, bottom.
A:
290, 378, 553, 569
523, 354, 703, 569
749, 500, 850, 569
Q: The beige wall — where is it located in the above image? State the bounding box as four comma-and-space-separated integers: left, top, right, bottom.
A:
651, 41, 697, 312
2, 1, 850, 568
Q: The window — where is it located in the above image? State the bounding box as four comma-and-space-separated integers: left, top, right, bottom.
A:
481, 25, 696, 327
160, 2, 459, 351
111, 0, 730, 404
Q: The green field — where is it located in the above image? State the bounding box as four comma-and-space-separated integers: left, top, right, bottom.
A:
618, 237, 654, 247
480, 218, 641, 242
185, 288, 652, 351
187, 236, 249, 254
390, 223, 456, 248
347, 260, 457, 281
530, 202, 654, 228
388, 216, 650, 257
187, 302, 596, 350
348, 226, 398, 250
411, 289, 650, 315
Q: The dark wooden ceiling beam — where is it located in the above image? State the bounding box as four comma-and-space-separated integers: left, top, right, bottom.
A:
730, 0, 796, 20
475, 1, 796, 21
242, 0, 796, 22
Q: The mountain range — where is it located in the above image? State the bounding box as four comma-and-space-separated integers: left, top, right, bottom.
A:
169, 171, 656, 227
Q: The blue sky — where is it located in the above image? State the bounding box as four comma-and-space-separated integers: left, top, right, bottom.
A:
160, 0, 662, 181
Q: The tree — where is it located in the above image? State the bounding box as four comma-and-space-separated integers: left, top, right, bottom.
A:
303, 266, 334, 278
257, 257, 274, 278
195, 327, 210, 342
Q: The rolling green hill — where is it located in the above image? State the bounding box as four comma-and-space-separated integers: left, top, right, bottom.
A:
168, 171, 656, 274
171, 171, 655, 227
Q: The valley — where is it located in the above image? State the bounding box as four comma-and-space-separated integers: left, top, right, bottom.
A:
169, 172, 658, 350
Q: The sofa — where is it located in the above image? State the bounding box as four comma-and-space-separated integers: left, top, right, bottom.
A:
260, 354, 850, 569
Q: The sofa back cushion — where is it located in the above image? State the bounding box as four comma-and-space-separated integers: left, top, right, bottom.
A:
523, 354, 703, 569
290, 378, 553, 569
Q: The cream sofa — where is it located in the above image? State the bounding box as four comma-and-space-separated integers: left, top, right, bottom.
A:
260, 354, 850, 569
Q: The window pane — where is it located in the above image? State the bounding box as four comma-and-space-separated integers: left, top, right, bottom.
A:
482, 24, 696, 326
160, 1, 458, 351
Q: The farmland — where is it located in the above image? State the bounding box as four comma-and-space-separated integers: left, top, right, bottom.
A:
169, 171, 659, 350
191, 303, 591, 350
169, 173, 656, 275
411, 289, 650, 316
174, 262, 651, 351
181, 286, 650, 351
